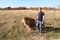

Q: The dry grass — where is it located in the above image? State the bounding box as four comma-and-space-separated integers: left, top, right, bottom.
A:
0, 10, 60, 40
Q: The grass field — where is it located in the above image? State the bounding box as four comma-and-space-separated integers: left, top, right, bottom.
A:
0, 10, 60, 40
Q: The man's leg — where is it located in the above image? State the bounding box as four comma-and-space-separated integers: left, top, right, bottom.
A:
39, 21, 42, 34
36, 21, 39, 29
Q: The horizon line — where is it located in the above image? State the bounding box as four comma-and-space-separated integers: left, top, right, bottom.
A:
0, 6, 59, 8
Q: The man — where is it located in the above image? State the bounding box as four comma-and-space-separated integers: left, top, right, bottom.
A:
36, 8, 45, 34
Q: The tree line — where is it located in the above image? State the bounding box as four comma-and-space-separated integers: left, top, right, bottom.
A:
0, 7, 59, 10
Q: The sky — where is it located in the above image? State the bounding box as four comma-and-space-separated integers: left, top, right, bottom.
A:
0, 0, 60, 8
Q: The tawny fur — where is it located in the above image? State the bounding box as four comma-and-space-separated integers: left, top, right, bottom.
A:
21, 17, 31, 32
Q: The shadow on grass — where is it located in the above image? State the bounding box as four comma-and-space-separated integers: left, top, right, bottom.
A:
42, 26, 60, 33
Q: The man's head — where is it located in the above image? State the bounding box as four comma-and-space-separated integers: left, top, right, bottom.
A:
40, 8, 42, 11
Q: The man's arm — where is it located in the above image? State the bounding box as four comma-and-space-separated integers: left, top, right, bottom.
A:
42, 12, 45, 22
43, 16, 45, 21
42, 15, 45, 24
41, 16, 45, 24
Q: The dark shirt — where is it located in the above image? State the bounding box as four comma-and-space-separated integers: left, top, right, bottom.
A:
38, 11, 45, 21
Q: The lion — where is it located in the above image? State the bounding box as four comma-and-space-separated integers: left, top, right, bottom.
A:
21, 17, 36, 32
